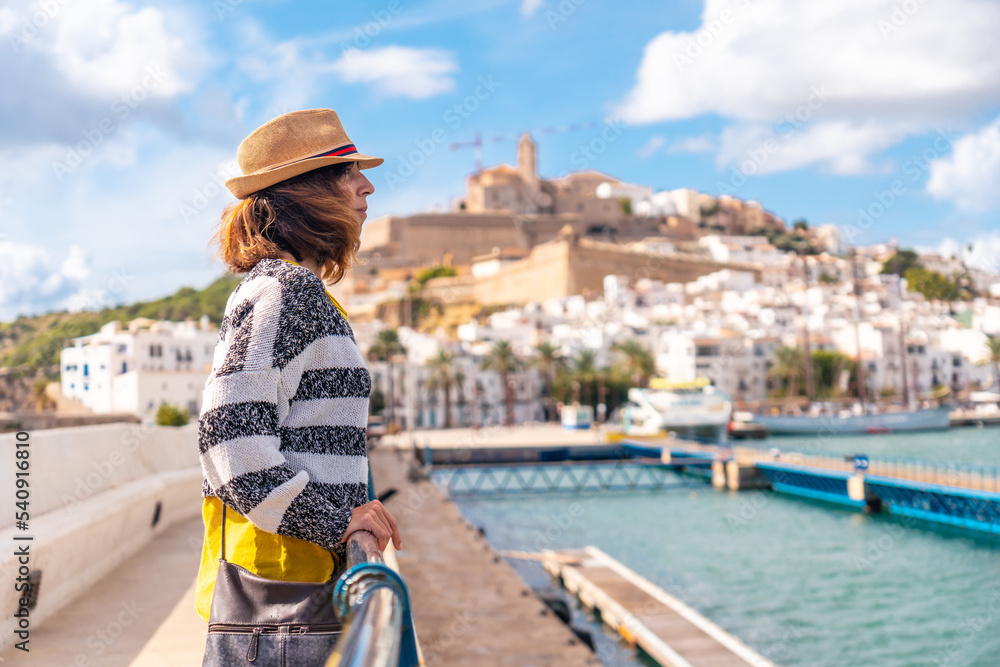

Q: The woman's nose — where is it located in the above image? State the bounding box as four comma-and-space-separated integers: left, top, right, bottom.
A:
360, 173, 374, 196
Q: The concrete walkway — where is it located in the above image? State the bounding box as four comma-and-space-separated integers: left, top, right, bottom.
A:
370, 445, 601, 666
0, 515, 207, 666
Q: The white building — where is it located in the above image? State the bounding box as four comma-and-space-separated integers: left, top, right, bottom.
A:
698, 234, 785, 267
60, 317, 217, 417
632, 191, 678, 218
669, 188, 701, 223
367, 350, 545, 429
595, 181, 654, 213
657, 331, 776, 403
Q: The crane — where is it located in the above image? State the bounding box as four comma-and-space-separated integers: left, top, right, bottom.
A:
449, 121, 599, 173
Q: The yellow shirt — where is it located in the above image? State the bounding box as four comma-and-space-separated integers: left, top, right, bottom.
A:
194, 259, 351, 621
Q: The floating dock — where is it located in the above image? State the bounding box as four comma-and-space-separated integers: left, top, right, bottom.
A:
541, 547, 773, 667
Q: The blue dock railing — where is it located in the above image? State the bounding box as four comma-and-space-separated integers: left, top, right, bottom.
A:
731, 442, 1000, 493
706, 442, 1000, 535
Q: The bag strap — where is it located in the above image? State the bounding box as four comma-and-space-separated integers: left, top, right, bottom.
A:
220, 502, 228, 563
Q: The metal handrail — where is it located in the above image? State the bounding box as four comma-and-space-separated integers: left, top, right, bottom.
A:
325, 531, 411, 667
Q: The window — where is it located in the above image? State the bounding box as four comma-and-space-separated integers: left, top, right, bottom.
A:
696, 345, 720, 357
122, 362, 127, 373
83, 364, 89, 376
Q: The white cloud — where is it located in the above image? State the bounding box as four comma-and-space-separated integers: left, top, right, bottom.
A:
0, 125, 238, 320
0, 7, 17, 33
0, 0, 204, 148
615, 0, 1000, 174
636, 135, 666, 159
330, 46, 457, 99
521, 0, 544, 17
668, 134, 715, 155
926, 116, 1000, 211
0, 242, 92, 318
717, 120, 905, 175
50, 0, 195, 97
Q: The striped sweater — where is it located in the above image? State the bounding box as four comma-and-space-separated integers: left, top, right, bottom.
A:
198, 257, 370, 554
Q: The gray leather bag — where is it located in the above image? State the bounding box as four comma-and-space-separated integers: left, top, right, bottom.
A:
202, 504, 343, 666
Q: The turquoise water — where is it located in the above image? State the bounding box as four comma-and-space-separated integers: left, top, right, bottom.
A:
452, 428, 1000, 667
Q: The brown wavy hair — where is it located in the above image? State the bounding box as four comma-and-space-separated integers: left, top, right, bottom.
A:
211, 163, 359, 284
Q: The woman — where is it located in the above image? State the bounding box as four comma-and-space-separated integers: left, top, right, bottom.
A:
195, 109, 401, 645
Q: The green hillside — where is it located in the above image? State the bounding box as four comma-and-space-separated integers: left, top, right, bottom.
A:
0, 274, 241, 378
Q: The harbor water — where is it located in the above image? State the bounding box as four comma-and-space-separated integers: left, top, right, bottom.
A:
452, 428, 1000, 667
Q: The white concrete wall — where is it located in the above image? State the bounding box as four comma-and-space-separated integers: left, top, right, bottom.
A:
0, 423, 202, 652
0, 423, 199, 525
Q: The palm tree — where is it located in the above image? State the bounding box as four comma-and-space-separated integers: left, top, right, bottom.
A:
572, 350, 599, 405
768, 345, 804, 399
426, 349, 463, 428
367, 329, 406, 427
533, 342, 566, 421
481, 340, 522, 426
979, 335, 1000, 392
612, 340, 656, 387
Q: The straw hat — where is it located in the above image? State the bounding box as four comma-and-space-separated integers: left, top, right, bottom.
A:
225, 109, 383, 199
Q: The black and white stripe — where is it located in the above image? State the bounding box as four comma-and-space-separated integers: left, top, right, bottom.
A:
199, 258, 371, 553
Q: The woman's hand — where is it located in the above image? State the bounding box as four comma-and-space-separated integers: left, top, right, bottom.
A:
341, 500, 401, 552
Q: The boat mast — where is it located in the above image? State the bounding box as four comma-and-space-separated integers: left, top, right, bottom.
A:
894, 257, 911, 410
800, 255, 814, 405
850, 248, 868, 406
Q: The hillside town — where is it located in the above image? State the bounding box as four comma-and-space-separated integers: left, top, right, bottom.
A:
54, 135, 1000, 430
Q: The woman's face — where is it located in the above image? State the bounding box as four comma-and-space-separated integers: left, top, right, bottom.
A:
340, 162, 375, 222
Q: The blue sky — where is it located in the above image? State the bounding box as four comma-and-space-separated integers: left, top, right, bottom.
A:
1, 0, 999, 320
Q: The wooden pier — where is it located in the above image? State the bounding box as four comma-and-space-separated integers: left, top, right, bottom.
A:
541, 546, 773, 667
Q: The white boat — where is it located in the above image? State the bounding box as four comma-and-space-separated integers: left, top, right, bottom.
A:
750, 404, 951, 435
620, 378, 732, 441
